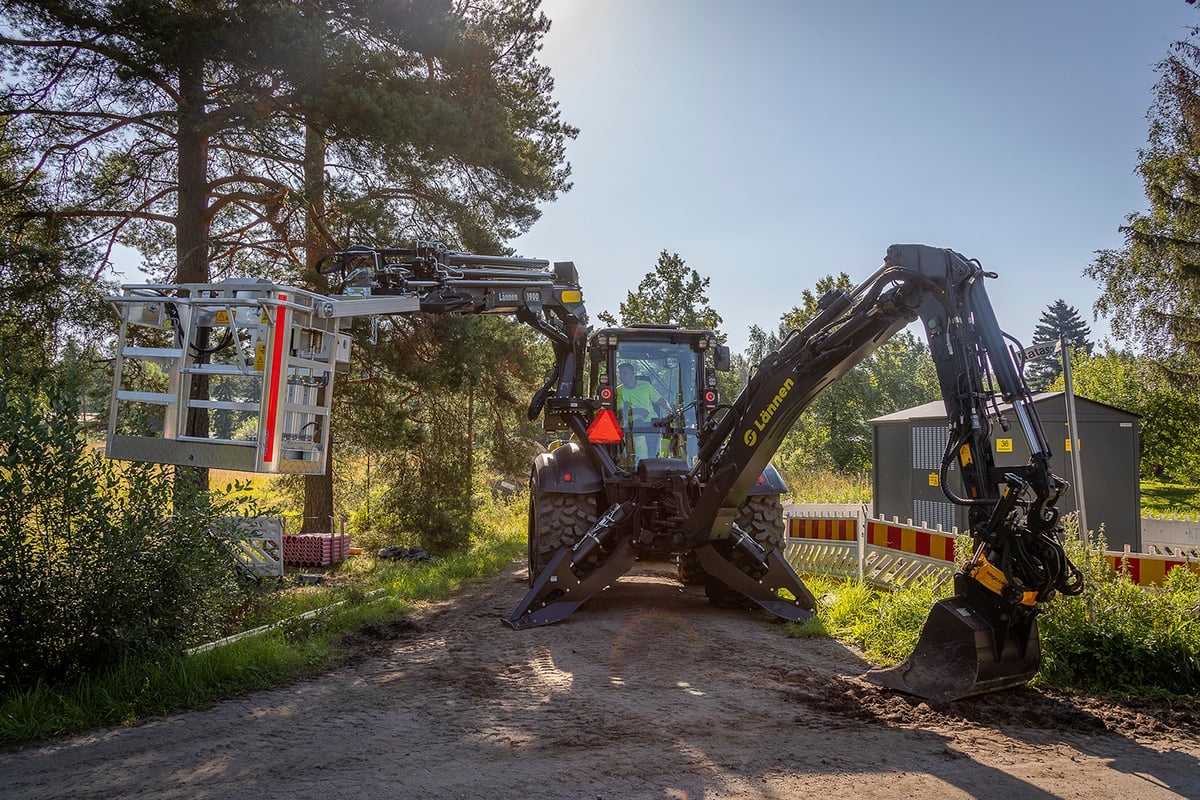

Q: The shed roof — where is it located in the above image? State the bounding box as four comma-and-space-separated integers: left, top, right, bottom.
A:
869, 392, 1138, 424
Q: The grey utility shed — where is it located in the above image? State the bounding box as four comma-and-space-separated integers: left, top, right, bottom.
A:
870, 393, 1141, 550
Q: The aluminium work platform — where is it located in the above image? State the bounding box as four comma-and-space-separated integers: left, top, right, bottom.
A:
106, 280, 352, 474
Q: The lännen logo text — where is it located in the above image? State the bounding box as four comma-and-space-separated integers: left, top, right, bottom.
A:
743, 377, 795, 447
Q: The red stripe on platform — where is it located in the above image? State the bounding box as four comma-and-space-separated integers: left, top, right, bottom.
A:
263, 294, 288, 463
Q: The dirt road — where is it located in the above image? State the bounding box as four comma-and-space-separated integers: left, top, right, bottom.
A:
3, 563, 1198, 799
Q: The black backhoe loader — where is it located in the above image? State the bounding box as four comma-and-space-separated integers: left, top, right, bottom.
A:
108, 241, 1083, 702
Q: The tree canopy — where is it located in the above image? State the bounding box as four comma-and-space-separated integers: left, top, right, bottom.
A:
0, 0, 577, 282
1086, 13, 1200, 388
1026, 299, 1094, 391
598, 250, 724, 336
1050, 346, 1200, 482
746, 274, 941, 477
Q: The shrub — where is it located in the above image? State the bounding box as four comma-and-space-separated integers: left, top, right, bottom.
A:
0, 367, 249, 688
1037, 532, 1200, 697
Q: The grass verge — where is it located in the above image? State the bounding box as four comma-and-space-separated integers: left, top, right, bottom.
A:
0, 524, 525, 748
787, 541, 1200, 700
1140, 479, 1200, 517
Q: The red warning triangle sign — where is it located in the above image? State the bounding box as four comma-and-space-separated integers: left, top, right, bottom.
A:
586, 409, 624, 444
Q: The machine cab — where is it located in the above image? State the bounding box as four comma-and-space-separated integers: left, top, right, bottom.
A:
588, 325, 729, 469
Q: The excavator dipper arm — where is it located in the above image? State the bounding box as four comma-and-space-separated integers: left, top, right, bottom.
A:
680, 244, 1082, 700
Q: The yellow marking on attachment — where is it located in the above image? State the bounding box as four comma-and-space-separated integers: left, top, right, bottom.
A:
996, 438, 1013, 453
559, 289, 582, 304
959, 443, 973, 466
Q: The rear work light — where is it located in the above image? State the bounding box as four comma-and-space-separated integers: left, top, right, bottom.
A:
586, 409, 624, 444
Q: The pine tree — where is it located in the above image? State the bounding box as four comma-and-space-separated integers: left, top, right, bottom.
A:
1086, 15, 1200, 388
1026, 299, 1094, 391
597, 251, 724, 336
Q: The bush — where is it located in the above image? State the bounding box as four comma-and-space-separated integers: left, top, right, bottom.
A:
1037, 532, 1200, 697
0, 367, 248, 688
793, 528, 1200, 698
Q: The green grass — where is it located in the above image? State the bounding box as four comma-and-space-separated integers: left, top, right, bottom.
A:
788, 535, 1200, 700
1140, 479, 1200, 517
0, 519, 526, 748
783, 468, 871, 504
787, 574, 949, 667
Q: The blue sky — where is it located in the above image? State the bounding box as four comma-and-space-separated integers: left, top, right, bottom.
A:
509, 0, 1197, 354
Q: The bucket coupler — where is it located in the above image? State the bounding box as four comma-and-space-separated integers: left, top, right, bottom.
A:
864, 573, 1041, 702
695, 526, 818, 622
506, 501, 638, 629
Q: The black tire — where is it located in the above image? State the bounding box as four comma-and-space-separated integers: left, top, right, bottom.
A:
702, 494, 786, 608
526, 478, 599, 586
676, 552, 705, 585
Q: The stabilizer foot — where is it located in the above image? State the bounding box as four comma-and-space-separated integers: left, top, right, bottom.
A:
695, 537, 817, 622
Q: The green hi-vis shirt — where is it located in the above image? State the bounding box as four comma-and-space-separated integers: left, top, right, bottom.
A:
616, 380, 660, 416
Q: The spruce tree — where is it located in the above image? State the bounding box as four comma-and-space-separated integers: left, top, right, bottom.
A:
1026, 299, 1094, 391
1087, 15, 1200, 388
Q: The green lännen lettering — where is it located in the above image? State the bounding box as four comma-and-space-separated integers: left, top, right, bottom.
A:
746, 378, 794, 442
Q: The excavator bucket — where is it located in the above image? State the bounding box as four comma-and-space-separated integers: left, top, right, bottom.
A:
864, 597, 1040, 702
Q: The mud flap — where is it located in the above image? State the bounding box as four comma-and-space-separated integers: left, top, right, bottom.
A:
864, 597, 1040, 702
695, 541, 817, 622
506, 539, 637, 630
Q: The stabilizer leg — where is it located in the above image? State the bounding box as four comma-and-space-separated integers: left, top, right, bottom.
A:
695, 527, 817, 622
506, 502, 638, 629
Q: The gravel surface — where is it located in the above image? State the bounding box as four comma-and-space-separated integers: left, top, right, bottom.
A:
3, 562, 1198, 799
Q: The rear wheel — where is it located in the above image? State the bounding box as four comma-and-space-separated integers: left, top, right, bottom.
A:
702, 494, 786, 608
526, 477, 599, 586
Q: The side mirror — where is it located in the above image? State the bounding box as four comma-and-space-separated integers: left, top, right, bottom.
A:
713, 344, 731, 372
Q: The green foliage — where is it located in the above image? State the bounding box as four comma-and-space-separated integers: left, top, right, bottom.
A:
339, 314, 548, 554
597, 250, 725, 336
792, 531, 1200, 698
1086, 21, 1200, 388
1050, 346, 1200, 481
0, 122, 109, 368
778, 468, 871, 504
0, 504, 527, 746
1, 0, 577, 278
1037, 533, 1200, 698
0, 366, 252, 688
1026, 299, 1094, 391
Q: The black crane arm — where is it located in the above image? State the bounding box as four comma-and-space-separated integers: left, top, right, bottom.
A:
316, 241, 590, 419
687, 244, 1082, 607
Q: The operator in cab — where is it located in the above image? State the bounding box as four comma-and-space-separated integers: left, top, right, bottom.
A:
616, 362, 671, 459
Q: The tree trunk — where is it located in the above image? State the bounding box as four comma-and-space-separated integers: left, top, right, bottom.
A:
175, 53, 211, 498
301, 123, 335, 533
